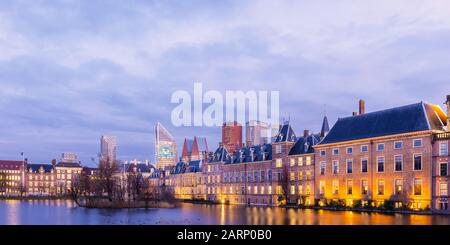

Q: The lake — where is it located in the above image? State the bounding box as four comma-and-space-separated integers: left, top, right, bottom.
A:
1, 200, 450, 225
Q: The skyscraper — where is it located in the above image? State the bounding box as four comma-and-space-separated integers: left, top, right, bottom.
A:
245, 120, 270, 146
100, 135, 118, 162
155, 122, 177, 169
222, 121, 242, 153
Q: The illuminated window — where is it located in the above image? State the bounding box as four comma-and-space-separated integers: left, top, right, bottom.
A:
298, 157, 303, 166
414, 178, 422, 196
306, 171, 311, 180
395, 155, 403, 172
440, 183, 448, 196
229, 186, 233, 194
377, 180, 385, 195
395, 179, 403, 195
347, 180, 353, 195
361, 180, 368, 195
319, 180, 325, 195
306, 156, 311, 165
306, 184, 311, 195
299, 185, 303, 195
414, 154, 422, 171
276, 159, 282, 168
299, 171, 303, 180
332, 180, 339, 195
276, 186, 282, 195
254, 186, 258, 195
290, 158, 295, 166
290, 172, 295, 181
268, 186, 272, 194
290, 185, 295, 195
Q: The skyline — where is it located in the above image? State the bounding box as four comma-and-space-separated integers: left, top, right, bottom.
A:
1, 0, 450, 165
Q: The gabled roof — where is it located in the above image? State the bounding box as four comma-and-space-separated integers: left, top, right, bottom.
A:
319, 102, 447, 145
224, 143, 272, 165
209, 146, 231, 163
274, 123, 297, 143
56, 162, 82, 168
320, 116, 330, 138
289, 134, 321, 155
28, 164, 54, 173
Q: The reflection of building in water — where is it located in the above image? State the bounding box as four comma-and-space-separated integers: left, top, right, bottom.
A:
155, 122, 177, 169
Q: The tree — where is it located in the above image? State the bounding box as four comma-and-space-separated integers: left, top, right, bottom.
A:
279, 164, 291, 205
98, 157, 119, 202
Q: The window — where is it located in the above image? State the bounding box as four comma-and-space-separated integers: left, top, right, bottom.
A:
346, 147, 353, 154
254, 171, 259, 182
320, 150, 326, 157
306, 170, 311, 180
298, 157, 303, 166
440, 183, 448, 196
414, 155, 422, 171
241, 172, 245, 182
332, 161, 339, 174
320, 162, 326, 175
332, 180, 339, 195
276, 159, 282, 168
260, 171, 265, 182
440, 142, 449, 156
247, 173, 252, 182
276, 144, 282, 154
332, 148, 339, 155
414, 178, 422, 196
347, 180, 353, 195
290, 171, 295, 181
306, 184, 311, 195
361, 145, 369, 153
223, 174, 228, 183
306, 156, 311, 165
290, 158, 295, 166
395, 179, 403, 195
377, 143, 385, 151
290, 185, 295, 195
298, 185, 303, 195
377, 157, 385, 172
377, 180, 385, 195
319, 181, 325, 195
347, 160, 353, 174
413, 139, 422, 148
361, 180, 368, 195
394, 155, 403, 172
441, 163, 448, 177
268, 186, 272, 195
394, 141, 403, 149
299, 171, 303, 180
268, 170, 272, 182
361, 159, 368, 173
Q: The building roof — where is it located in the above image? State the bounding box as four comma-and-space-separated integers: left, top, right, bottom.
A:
27, 164, 54, 173
55, 162, 82, 168
320, 116, 330, 138
274, 123, 297, 143
196, 137, 209, 152
289, 134, 321, 155
0, 160, 24, 170
227, 144, 272, 164
319, 102, 447, 145
171, 160, 202, 174
209, 146, 231, 163
124, 163, 152, 173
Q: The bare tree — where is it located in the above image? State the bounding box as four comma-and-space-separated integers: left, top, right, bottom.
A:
98, 157, 119, 202
279, 164, 291, 205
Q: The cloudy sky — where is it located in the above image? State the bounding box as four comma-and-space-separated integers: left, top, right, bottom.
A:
1, 0, 450, 165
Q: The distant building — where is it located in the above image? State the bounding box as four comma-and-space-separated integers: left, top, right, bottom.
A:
222, 121, 243, 154
246, 120, 270, 146
26, 164, 56, 196
55, 161, 83, 195
155, 122, 177, 169
101, 135, 118, 162
0, 160, 26, 196
181, 136, 209, 163
61, 152, 78, 163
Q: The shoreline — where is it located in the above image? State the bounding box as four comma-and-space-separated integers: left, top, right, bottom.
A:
0, 197, 446, 215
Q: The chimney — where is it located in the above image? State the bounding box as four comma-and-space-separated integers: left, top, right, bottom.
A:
303, 130, 310, 138
352, 112, 358, 116
359, 99, 365, 115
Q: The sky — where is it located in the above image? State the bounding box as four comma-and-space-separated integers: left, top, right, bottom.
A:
1, 0, 450, 166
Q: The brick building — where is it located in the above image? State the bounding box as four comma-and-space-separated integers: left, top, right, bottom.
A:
0, 160, 26, 196
222, 121, 243, 154
315, 101, 447, 210
55, 161, 83, 195
26, 164, 56, 196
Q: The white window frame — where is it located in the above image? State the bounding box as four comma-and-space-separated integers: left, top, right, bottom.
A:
439, 142, 449, 156
394, 154, 403, 172
394, 141, 403, 150
413, 154, 423, 171
346, 147, 353, 154
376, 156, 385, 173
377, 143, 385, 151
361, 158, 369, 173
332, 148, 339, 156
413, 139, 423, 148
360, 145, 369, 153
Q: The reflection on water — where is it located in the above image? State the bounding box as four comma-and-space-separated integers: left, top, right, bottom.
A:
0, 200, 450, 225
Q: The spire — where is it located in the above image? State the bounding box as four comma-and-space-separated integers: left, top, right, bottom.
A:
320, 115, 330, 139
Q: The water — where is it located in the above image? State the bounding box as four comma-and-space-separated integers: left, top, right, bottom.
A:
1, 200, 450, 225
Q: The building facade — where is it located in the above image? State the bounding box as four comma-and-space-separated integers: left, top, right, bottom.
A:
155, 122, 178, 169
101, 135, 118, 162
0, 160, 25, 196
55, 162, 83, 195
26, 164, 56, 196
222, 121, 243, 154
